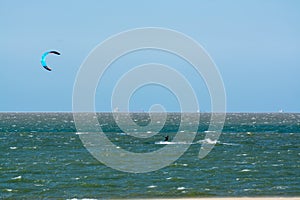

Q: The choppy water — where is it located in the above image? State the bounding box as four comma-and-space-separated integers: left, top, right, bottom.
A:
0, 113, 299, 199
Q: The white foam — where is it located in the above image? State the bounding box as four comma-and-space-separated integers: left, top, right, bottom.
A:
241, 169, 251, 172
273, 186, 288, 190
75, 132, 88, 135
204, 130, 216, 133
197, 138, 217, 144
68, 199, 97, 200
12, 175, 22, 180
155, 141, 192, 145
177, 187, 186, 190
222, 142, 239, 146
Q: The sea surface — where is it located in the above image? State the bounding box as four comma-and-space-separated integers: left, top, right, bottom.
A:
0, 113, 299, 199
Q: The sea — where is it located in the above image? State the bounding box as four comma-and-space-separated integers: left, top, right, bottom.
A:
0, 112, 299, 199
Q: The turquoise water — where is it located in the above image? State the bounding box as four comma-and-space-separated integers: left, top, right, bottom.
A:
0, 113, 299, 199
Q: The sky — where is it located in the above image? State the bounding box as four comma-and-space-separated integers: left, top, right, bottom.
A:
1, 0, 300, 112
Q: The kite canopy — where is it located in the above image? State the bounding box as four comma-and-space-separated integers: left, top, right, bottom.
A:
41, 50, 61, 71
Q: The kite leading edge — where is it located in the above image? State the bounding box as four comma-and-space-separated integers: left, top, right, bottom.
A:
41, 50, 61, 71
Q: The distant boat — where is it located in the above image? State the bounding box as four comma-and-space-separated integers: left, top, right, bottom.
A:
278, 109, 284, 113
113, 107, 119, 112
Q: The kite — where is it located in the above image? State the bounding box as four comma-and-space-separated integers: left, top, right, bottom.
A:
41, 50, 60, 71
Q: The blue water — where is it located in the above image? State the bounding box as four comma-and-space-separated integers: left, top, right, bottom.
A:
0, 113, 299, 199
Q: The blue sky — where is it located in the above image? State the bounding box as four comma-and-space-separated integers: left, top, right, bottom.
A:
1, 0, 300, 112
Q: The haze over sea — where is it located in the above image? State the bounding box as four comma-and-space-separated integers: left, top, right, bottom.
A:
0, 112, 299, 199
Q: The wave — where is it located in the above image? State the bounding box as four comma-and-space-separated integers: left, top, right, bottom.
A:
155, 141, 194, 145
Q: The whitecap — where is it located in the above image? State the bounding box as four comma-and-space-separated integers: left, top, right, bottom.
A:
155, 141, 192, 145
75, 132, 88, 135
10, 147, 17, 150
177, 187, 186, 190
147, 185, 157, 188
197, 138, 217, 144
204, 130, 216, 133
241, 169, 251, 172
222, 142, 239, 146
273, 186, 288, 190
12, 175, 22, 180
271, 164, 283, 167
205, 138, 217, 144
67, 199, 97, 200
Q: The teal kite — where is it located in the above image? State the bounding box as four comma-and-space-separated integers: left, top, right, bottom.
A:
41, 50, 60, 71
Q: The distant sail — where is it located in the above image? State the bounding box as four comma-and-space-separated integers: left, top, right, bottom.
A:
278, 109, 284, 113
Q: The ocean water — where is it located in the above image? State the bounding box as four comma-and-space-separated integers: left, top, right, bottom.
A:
0, 113, 299, 199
